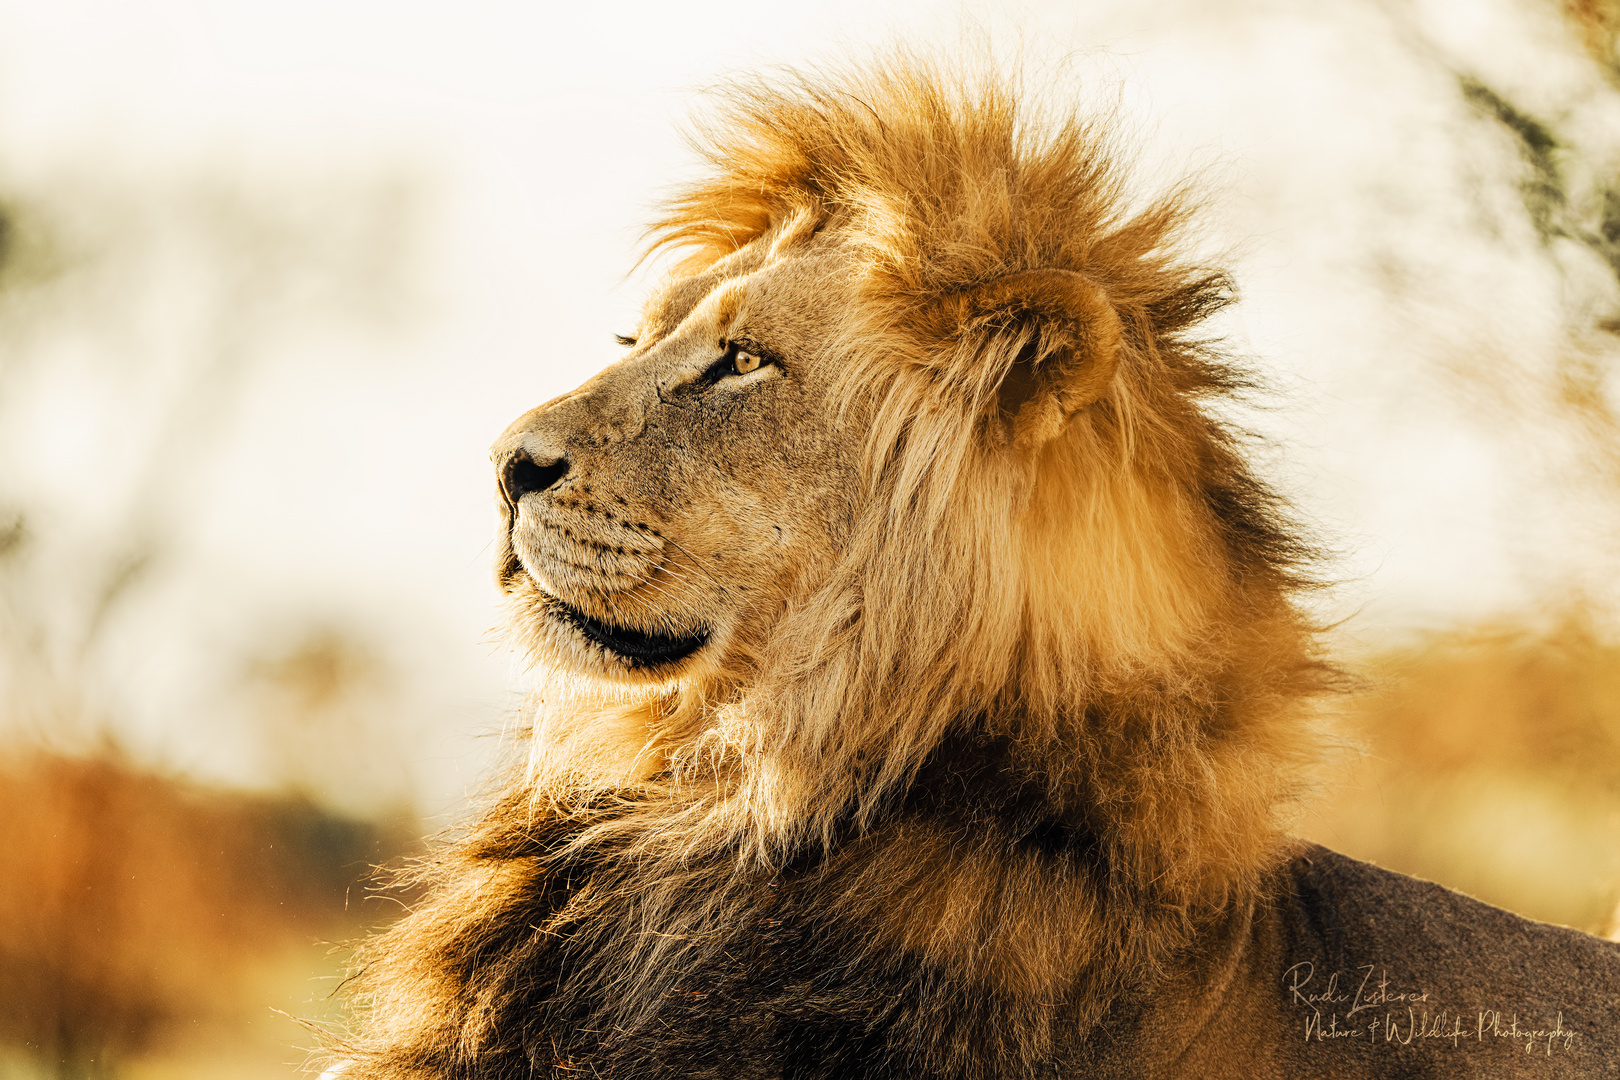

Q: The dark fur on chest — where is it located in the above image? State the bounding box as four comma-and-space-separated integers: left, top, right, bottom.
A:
380, 733, 1150, 1080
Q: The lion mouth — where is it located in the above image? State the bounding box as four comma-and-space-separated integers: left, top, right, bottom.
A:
548, 596, 709, 667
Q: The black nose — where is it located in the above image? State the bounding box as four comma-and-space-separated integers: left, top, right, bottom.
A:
501, 449, 569, 505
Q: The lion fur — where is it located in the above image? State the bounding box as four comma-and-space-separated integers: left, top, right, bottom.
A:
330, 55, 1338, 1078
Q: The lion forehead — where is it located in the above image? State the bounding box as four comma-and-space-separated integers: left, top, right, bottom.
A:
638, 226, 856, 353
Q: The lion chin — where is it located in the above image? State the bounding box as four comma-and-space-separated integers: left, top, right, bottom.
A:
326, 53, 1620, 1080
537, 589, 710, 670
497, 484, 721, 678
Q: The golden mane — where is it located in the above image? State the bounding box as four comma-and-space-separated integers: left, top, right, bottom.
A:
333, 55, 1331, 1075
626, 55, 1326, 865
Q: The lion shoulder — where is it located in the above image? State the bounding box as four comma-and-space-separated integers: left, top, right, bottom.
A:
1228, 846, 1620, 1078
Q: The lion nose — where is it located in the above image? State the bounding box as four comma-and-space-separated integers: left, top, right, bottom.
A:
500, 448, 570, 506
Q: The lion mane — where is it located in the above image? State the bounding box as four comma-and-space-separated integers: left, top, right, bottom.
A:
331, 56, 1338, 1078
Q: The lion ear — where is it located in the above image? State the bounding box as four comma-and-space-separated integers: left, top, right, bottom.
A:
948, 269, 1123, 450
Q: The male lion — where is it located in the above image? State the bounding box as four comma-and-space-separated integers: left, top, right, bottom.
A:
330, 59, 1620, 1078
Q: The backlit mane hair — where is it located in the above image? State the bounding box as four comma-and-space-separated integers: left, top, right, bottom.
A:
616, 56, 1326, 871
337, 56, 1330, 1068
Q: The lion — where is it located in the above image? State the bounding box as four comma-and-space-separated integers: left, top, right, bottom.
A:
327, 57, 1620, 1078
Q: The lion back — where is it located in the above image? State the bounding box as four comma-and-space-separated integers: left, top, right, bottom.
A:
1151, 846, 1620, 1079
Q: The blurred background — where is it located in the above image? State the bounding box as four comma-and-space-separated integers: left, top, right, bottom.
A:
1, 0, 1618, 1076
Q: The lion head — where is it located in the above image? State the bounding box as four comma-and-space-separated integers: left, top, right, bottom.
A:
491, 216, 864, 685
490, 60, 1322, 865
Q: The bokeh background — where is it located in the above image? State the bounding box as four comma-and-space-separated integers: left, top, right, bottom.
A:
2, 0, 1619, 1076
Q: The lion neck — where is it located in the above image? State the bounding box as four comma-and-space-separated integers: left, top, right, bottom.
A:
507, 395, 1320, 1039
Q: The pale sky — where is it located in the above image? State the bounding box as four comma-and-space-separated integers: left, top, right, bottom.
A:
1, 0, 1615, 814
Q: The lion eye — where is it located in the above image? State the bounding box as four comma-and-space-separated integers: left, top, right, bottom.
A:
700, 342, 773, 387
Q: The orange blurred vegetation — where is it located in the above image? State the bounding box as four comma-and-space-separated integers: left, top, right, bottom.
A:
0, 751, 415, 1078
1304, 608, 1620, 937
